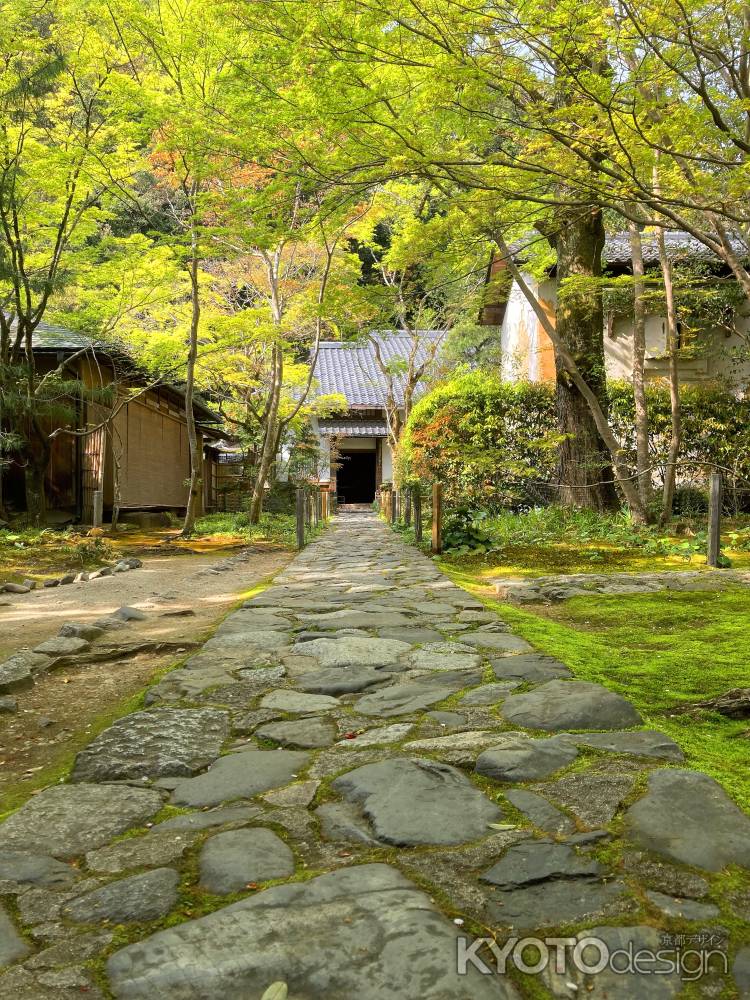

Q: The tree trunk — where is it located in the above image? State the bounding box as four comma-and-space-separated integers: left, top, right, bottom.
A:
181, 226, 203, 537
23, 450, 48, 526
657, 231, 682, 525
249, 346, 282, 524
553, 207, 619, 511
629, 222, 653, 515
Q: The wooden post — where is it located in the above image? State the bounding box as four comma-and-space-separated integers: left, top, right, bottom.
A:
431, 482, 442, 554
322, 490, 329, 520
312, 490, 319, 528
389, 490, 396, 524
305, 491, 312, 528
296, 488, 305, 549
92, 489, 103, 529
404, 488, 412, 526
707, 473, 723, 567
414, 491, 422, 543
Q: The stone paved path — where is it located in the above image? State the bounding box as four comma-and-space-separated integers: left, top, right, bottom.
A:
1, 511, 749, 999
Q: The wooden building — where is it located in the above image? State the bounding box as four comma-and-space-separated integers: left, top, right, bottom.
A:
2, 323, 223, 523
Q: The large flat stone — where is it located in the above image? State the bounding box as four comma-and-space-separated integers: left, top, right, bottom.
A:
476, 735, 578, 781
355, 682, 457, 717
625, 768, 750, 870
156, 804, 261, 832
491, 653, 572, 682
298, 637, 411, 668
72, 709, 229, 781
501, 680, 642, 731
259, 690, 340, 713
171, 749, 309, 808
0, 784, 163, 859
63, 868, 179, 923
0, 903, 30, 966
297, 610, 415, 629
480, 839, 603, 888
331, 757, 501, 846
0, 851, 75, 889
106, 864, 517, 999
486, 877, 628, 930
560, 730, 684, 761
199, 829, 294, 894
297, 666, 385, 695
255, 718, 336, 748
408, 644, 482, 672
85, 831, 198, 874
460, 633, 533, 653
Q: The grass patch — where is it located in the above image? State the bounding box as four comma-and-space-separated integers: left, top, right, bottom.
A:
409, 505, 750, 575
444, 562, 750, 811
192, 511, 326, 549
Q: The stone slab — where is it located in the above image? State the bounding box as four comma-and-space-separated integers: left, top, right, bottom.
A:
298, 637, 411, 668
481, 839, 603, 888
625, 769, 750, 870
476, 736, 578, 782
491, 654, 572, 682
72, 709, 229, 781
259, 690, 340, 714
0, 851, 74, 890
171, 750, 310, 808
106, 864, 517, 999
0, 784, 163, 859
63, 868, 179, 923
356, 682, 457, 718
199, 829, 294, 894
501, 680, 643, 731
331, 757, 501, 846
255, 718, 336, 749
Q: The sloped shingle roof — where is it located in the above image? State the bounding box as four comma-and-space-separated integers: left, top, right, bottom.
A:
28, 321, 220, 425
313, 332, 444, 407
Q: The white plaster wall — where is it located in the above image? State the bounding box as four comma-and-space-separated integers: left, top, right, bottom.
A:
382, 441, 393, 482
501, 276, 540, 381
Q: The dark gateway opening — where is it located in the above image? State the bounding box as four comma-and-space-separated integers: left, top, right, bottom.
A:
336, 450, 376, 504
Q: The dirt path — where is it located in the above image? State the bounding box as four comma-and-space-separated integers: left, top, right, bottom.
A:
0, 544, 292, 806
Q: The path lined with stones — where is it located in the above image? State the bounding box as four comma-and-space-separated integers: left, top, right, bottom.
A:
1, 510, 749, 999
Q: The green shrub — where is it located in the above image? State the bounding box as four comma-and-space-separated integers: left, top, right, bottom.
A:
401, 373, 750, 512
399, 372, 558, 510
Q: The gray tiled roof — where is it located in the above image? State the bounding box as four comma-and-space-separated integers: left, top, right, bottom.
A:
510, 230, 747, 268
313, 332, 444, 407
28, 321, 220, 424
603, 230, 747, 266
318, 419, 388, 437
31, 322, 107, 352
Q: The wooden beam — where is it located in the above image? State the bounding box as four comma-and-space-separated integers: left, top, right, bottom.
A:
707, 473, 722, 567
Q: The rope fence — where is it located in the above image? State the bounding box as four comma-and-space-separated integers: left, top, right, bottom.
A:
378, 472, 729, 567
295, 485, 336, 550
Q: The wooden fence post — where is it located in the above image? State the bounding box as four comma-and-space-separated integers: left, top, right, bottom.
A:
296, 488, 305, 550
431, 482, 442, 554
312, 490, 319, 528
92, 490, 103, 529
404, 488, 412, 526
389, 490, 396, 524
707, 473, 723, 567
414, 491, 422, 543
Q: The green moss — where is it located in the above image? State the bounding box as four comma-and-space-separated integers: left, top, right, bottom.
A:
444, 564, 750, 812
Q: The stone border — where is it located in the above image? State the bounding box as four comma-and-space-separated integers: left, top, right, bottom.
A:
0, 557, 143, 595
493, 568, 750, 602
